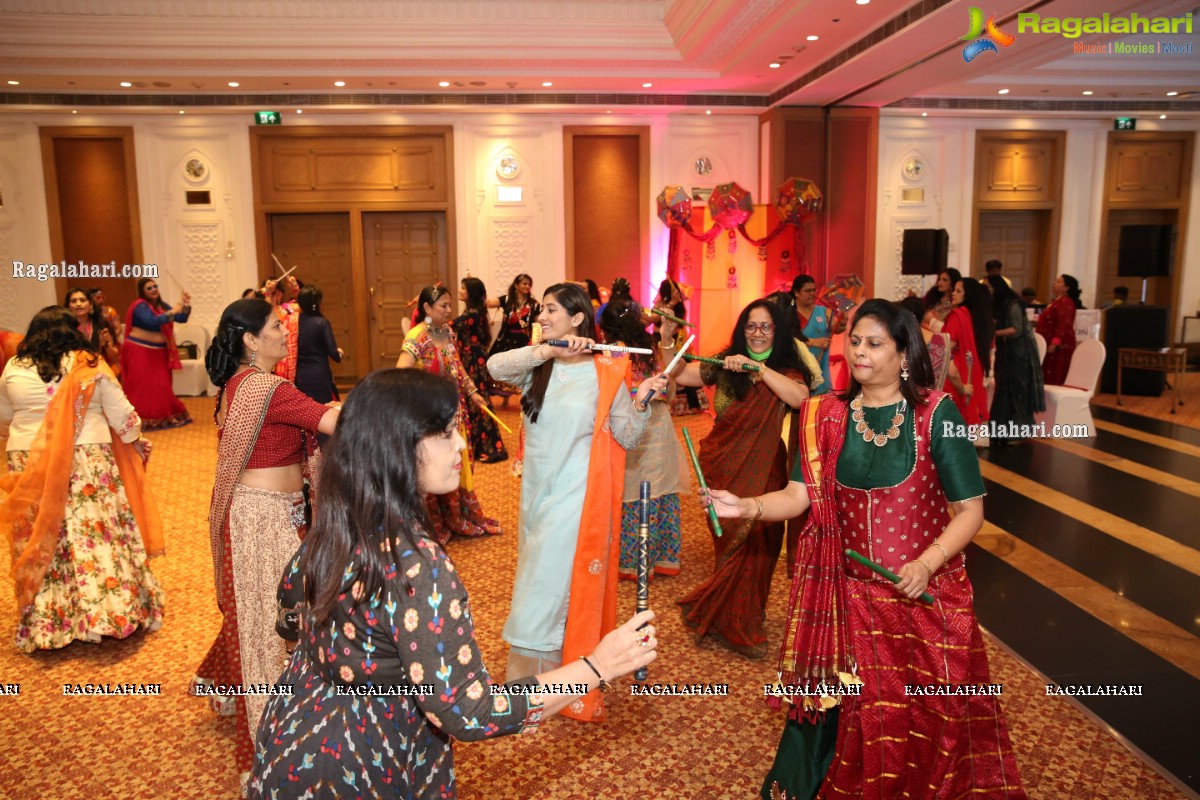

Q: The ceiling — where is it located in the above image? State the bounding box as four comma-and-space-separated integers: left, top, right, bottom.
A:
0, 0, 1196, 116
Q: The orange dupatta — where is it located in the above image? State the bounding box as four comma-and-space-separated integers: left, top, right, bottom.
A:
560, 353, 631, 722
0, 353, 164, 613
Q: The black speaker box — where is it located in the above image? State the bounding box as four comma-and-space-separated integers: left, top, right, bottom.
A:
1118, 224, 1174, 277
901, 229, 948, 275
1100, 305, 1169, 395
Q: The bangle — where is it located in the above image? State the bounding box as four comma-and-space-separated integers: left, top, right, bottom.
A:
916, 558, 935, 578
930, 541, 950, 564
752, 497, 764, 522
580, 656, 608, 692
634, 399, 649, 413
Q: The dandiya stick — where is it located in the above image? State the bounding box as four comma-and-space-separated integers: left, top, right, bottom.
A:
478, 402, 513, 434
634, 479, 651, 682
682, 427, 723, 539
844, 548, 934, 603
649, 308, 695, 328
644, 333, 694, 405
544, 340, 654, 355
681, 353, 760, 372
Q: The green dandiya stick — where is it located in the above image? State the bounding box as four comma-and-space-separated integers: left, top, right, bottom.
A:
649, 308, 695, 328
681, 353, 760, 372
844, 548, 934, 603
682, 427, 723, 539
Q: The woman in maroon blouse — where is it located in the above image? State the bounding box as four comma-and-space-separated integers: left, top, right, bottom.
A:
1036, 274, 1081, 386
191, 298, 341, 786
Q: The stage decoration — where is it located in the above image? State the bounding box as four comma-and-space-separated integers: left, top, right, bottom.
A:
656, 186, 692, 229
708, 182, 753, 254
776, 178, 823, 227
818, 274, 865, 314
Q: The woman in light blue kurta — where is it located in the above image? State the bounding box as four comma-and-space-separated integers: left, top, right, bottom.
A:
487, 284, 665, 697
791, 274, 842, 393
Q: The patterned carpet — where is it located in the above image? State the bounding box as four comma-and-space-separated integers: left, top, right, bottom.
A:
0, 396, 1188, 799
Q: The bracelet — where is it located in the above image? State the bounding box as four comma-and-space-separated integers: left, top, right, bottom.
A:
634, 399, 649, 413
916, 558, 935, 578
752, 497, 764, 522
930, 541, 950, 564
580, 655, 608, 691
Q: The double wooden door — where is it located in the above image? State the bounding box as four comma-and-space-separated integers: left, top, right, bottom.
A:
269, 211, 448, 385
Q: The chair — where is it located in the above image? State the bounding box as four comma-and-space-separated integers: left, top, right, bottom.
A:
171, 322, 216, 396
1033, 332, 1047, 364
1036, 338, 1105, 437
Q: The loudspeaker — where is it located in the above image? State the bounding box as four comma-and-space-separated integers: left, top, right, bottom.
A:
1100, 305, 1169, 395
901, 229, 948, 275
1118, 224, 1175, 277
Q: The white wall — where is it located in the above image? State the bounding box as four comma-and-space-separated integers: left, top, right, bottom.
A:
0, 110, 759, 334
876, 112, 1200, 339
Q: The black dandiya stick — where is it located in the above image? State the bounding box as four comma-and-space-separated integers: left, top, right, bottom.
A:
634, 480, 651, 682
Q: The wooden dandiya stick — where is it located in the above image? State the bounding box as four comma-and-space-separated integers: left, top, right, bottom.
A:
844, 548, 934, 603
649, 308, 695, 328
681, 353, 760, 372
682, 427, 723, 539
644, 333, 694, 405
544, 340, 654, 355
478, 402, 513, 434
634, 479, 651, 682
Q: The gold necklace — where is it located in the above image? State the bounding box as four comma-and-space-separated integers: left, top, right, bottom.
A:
851, 396, 906, 446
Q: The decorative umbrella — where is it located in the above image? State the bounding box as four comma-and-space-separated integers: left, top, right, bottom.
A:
776, 178, 822, 227
707, 182, 753, 253
656, 186, 692, 229
817, 274, 865, 314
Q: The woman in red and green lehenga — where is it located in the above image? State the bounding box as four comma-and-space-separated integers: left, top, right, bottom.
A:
671, 298, 810, 658
397, 284, 501, 541
707, 299, 1026, 800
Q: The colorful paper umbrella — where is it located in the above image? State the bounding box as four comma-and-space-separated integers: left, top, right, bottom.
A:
817, 274, 865, 313
707, 182, 753, 229
657, 186, 692, 229
776, 178, 822, 226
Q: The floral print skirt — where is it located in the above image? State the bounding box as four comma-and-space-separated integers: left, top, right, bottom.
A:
8, 444, 165, 652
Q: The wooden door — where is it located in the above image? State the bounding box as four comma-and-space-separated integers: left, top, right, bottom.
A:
976, 210, 1045, 295
269, 213, 355, 383
363, 211, 448, 373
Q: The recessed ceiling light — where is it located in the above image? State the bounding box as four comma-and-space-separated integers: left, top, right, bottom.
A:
227, 81, 239, 88
998, 88, 1009, 94
333, 81, 345, 87
296, 109, 303, 114
921, 112, 928, 117
1166, 91, 1178, 96
856, 0, 870, 4
438, 81, 450, 87
705, 109, 712, 115
542, 81, 553, 87
1082, 90, 1093, 96
71, 109, 78, 114
1160, 114, 1167, 119
769, 63, 781, 69
179, 110, 185, 115
6, 80, 18, 85
643, 82, 653, 88
807, 35, 819, 41
606, 110, 612, 114
120, 81, 132, 87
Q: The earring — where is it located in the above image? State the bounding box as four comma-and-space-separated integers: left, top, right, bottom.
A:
424, 315, 432, 325
900, 359, 909, 381
249, 349, 258, 368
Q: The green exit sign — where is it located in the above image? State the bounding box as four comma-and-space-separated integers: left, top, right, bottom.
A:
1114, 117, 1136, 131
255, 111, 282, 126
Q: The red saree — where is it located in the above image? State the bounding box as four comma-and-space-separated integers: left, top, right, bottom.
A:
942, 307, 988, 426
1035, 296, 1076, 386
120, 300, 191, 430
678, 368, 803, 658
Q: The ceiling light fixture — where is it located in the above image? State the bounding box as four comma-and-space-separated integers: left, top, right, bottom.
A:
705, 109, 711, 115
120, 81, 132, 87
856, 0, 870, 4
1160, 114, 1167, 119
333, 81, 345, 87
542, 81, 553, 87
807, 35, 819, 41
1082, 90, 1093, 96
769, 63, 781, 69
438, 81, 450, 87
296, 109, 303, 114
7, 80, 18, 85
921, 112, 928, 117
227, 81, 239, 88
998, 88, 1009, 94
643, 82, 653, 88
72, 109, 78, 114
1166, 91, 1178, 96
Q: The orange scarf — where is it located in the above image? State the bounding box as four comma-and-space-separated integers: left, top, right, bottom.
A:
560, 353, 631, 722
0, 353, 163, 613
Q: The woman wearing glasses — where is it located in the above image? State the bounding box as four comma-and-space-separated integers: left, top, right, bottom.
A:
120, 277, 193, 430
670, 299, 811, 657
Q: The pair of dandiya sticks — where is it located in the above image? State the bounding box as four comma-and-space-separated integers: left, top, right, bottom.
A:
680, 429, 934, 605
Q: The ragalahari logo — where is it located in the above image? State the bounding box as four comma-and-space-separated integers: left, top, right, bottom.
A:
961, 7, 1016, 62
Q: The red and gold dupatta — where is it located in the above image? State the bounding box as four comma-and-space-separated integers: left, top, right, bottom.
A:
125, 299, 182, 369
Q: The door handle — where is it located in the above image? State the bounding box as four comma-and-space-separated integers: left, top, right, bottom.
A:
369, 286, 376, 322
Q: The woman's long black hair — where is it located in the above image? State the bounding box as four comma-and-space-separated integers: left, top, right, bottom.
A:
16, 306, 97, 383
303, 369, 458, 624
711, 298, 810, 401
205, 298, 275, 390
1062, 274, 1084, 309
521, 282, 595, 424
63, 286, 115, 351
656, 278, 686, 320
297, 285, 324, 316
599, 297, 655, 373
987, 274, 1022, 327
842, 299, 934, 407
959, 277, 995, 377
503, 273, 534, 315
